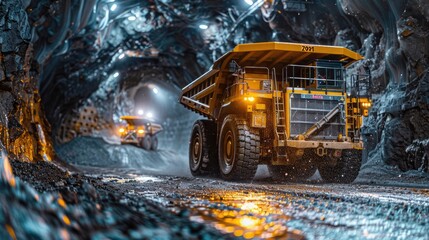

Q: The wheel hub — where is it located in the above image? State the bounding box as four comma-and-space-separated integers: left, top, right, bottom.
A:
226, 140, 232, 158
224, 131, 234, 166
192, 136, 201, 165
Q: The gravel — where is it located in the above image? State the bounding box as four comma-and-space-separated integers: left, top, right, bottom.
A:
0, 152, 226, 239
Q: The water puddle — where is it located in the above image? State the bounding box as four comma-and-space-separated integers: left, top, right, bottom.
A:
168, 190, 305, 239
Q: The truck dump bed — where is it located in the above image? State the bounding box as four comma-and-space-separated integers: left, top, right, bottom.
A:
180, 42, 363, 119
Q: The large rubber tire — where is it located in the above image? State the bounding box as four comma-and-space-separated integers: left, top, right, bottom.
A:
140, 136, 152, 150
268, 151, 317, 181
189, 120, 218, 176
318, 149, 362, 183
218, 115, 260, 181
151, 136, 158, 151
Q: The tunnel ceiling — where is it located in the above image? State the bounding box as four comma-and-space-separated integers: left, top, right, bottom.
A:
28, 0, 363, 124
27, 1, 267, 122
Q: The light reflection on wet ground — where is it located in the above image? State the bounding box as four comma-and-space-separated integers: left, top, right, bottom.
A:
142, 183, 429, 240
170, 191, 305, 239
84, 169, 429, 239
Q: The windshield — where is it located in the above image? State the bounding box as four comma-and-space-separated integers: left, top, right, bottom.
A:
124, 118, 150, 126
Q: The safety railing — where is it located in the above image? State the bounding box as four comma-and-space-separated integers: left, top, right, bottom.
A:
282, 64, 346, 94
347, 74, 371, 99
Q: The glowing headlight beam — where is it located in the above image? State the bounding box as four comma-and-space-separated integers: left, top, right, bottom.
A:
199, 24, 209, 30
244, 0, 254, 5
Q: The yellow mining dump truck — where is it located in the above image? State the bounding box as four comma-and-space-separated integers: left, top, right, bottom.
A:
180, 42, 372, 183
119, 116, 163, 151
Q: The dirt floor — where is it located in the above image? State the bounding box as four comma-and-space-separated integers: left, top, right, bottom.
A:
80, 166, 429, 240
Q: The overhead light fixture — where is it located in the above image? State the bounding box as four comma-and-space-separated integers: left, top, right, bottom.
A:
137, 110, 144, 115
244, 0, 254, 5
113, 72, 119, 78
147, 112, 153, 118
199, 24, 209, 30
110, 3, 118, 11
118, 53, 125, 59
153, 87, 159, 94
128, 16, 136, 21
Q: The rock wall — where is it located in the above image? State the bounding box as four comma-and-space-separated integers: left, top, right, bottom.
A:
341, 0, 429, 172
0, 0, 53, 161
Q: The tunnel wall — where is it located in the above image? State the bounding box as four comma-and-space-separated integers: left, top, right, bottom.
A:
0, 1, 53, 161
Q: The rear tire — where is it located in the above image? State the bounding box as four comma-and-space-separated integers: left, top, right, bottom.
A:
318, 149, 362, 183
189, 120, 218, 176
268, 151, 317, 181
151, 136, 158, 151
140, 136, 152, 150
218, 115, 260, 181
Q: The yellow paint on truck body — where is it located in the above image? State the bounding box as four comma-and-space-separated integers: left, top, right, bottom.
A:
180, 41, 370, 157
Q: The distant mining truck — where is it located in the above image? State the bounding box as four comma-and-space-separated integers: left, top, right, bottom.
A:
119, 116, 163, 151
180, 42, 372, 183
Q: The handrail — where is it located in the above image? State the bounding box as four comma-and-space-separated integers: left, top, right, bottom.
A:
243, 66, 270, 81
282, 64, 346, 93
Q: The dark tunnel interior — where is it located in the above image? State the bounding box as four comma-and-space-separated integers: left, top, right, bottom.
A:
1, 0, 429, 239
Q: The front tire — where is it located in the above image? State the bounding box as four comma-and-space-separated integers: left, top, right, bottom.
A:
151, 136, 158, 151
218, 115, 260, 181
318, 149, 362, 183
140, 136, 152, 150
189, 120, 218, 176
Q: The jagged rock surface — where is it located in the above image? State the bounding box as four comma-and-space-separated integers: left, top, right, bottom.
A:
0, 1, 53, 162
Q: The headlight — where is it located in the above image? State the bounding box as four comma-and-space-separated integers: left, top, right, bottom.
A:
119, 128, 125, 133
361, 102, 372, 108
244, 96, 255, 102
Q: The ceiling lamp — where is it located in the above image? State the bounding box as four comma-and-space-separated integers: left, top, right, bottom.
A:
199, 24, 209, 30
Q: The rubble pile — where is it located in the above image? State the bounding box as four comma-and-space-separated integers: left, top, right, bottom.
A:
57, 137, 190, 177
0, 152, 223, 239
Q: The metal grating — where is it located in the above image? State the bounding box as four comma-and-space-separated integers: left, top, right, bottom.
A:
290, 94, 345, 140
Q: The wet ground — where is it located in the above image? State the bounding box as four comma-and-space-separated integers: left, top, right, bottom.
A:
80, 166, 429, 240
2, 137, 429, 239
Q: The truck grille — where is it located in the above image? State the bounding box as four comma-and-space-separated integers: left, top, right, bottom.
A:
290, 94, 345, 140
